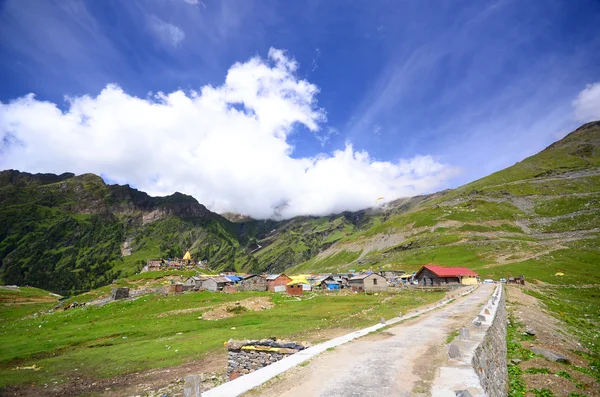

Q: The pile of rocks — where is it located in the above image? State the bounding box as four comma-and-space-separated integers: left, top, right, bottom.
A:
226, 339, 309, 380
111, 287, 130, 300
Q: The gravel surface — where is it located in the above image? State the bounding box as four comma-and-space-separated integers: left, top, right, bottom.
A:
250, 285, 494, 397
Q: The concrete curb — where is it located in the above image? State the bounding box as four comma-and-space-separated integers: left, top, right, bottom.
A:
431, 284, 503, 396
203, 285, 479, 397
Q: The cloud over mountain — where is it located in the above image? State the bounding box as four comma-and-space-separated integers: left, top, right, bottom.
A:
573, 82, 600, 122
0, 49, 457, 219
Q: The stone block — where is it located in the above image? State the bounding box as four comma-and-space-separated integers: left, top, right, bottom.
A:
183, 374, 202, 397
111, 287, 129, 300
455, 391, 473, 397
448, 344, 461, 359
530, 347, 571, 364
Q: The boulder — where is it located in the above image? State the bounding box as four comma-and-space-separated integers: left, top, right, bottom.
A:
530, 347, 571, 364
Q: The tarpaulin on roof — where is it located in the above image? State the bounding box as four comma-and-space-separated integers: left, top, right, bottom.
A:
287, 276, 309, 285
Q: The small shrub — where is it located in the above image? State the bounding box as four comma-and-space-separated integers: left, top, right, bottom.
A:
530, 388, 556, 397
525, 367, 552, 374
226, 305, 247, 314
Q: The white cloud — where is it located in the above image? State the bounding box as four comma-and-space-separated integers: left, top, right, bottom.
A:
148, 16, 185, 47
373, 124, 382, 135
573, 82, 600, 122
0, 49, 457, 219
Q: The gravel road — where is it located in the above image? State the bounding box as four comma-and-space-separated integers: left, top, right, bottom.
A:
251, 285, 494, 397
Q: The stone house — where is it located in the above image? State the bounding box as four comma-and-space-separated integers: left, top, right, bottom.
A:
141, 260, 162, 273
239, 275, 268, 291
379, 270, 406, 281
348, 273, 387, 293
203, 277, 233, 292
414, 265, 479, 286
266, 274, 292, 292
183, 276, 204, 290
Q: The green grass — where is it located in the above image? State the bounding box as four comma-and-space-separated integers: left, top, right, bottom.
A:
445, 329, 460, 344
530, 388, 556, 397
524, 287, 600, 382
0, 288, 444, 388
290, 251, 362, 273
525, 367, 552, 374
534, 194, 600, 217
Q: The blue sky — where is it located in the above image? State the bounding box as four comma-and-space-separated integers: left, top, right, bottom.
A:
1, 0, 600, 218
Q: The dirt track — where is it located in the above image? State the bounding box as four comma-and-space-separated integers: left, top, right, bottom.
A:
248, 285, 494, 397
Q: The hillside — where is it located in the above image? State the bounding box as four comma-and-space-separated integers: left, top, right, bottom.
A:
0, 172, 254, 293
1, 121, 599, 292
293, 121, 600, 284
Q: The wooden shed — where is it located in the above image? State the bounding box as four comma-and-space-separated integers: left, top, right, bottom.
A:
239, 275, 268, 291
266, 274, 292, 292
414, 265, 479, 286
348, 273, 387, 293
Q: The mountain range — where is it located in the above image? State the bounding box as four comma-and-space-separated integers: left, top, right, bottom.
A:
1, 121, 599, 293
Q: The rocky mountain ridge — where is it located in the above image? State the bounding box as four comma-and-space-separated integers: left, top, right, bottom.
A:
1, 121, 599, 292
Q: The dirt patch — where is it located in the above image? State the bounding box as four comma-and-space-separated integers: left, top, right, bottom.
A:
361, 331, 395, 341
523, 373, 581, 396
201, 297, 274, 321
520, 358, 598, 393
412, 343, 445, 395
0, 353, 227, 397
156, 306, 211, 318
285, 326, 354, 344
507, 286, 583, 362
506, 285, 600, 396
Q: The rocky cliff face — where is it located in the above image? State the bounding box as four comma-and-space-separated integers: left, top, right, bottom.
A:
0, 171, 243, 293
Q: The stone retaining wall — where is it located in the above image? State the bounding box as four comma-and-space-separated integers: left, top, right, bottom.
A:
227, 350, 288, 380
472, 286, 508, 397
226, 339, 306, 380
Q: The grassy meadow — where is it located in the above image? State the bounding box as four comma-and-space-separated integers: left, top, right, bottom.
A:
0, 285, 444, 389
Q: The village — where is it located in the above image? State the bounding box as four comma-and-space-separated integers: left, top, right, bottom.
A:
136, 250, 525, 298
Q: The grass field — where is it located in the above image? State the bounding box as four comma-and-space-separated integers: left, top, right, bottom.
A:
0, 286, 444, 389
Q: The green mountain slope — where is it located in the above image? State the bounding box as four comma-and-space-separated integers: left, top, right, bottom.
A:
1, 121, 599, 292
0, 172, 256, 293
292, 121, 600, 284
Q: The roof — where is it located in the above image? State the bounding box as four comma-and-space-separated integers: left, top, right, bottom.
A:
266, 273, 289, 281
349, 272, 381, 281
188, 276, 202, 281
242, 274, 264, 280
287, 276, 309, 285
419, 265, 479, 277
208, 277, 233, 283
225, 275, 242, 282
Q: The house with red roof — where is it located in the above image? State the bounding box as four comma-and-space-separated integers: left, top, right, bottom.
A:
414, 264, 479, 286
